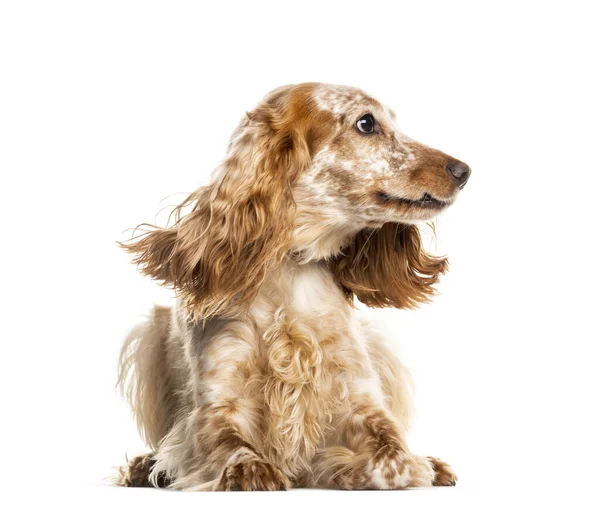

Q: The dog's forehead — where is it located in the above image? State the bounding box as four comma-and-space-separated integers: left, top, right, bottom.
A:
312, 84, 383, 117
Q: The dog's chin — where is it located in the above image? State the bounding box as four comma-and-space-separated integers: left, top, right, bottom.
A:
375, 191, 454, 221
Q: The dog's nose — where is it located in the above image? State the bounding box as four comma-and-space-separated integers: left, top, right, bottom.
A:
447, 161, 471, 189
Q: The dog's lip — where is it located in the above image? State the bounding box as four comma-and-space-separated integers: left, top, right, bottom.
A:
375, 191, 450, 208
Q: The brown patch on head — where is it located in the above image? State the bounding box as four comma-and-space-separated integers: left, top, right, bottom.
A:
328, 223, 448, 309
403, 143, 460, 200
315, 165, 356, 195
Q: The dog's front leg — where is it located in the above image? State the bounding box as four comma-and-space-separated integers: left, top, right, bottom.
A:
179, 319, 289, 491
200, 418, 289, 491
315, 394, 436, 490
352, 400, 435, 490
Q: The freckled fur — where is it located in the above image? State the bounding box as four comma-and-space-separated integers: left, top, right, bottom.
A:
117, 83, 465, 490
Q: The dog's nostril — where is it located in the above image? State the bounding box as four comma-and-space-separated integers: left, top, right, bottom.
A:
446, 161, 471, 189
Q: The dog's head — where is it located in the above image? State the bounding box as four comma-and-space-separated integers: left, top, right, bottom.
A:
123, 83, 470, 318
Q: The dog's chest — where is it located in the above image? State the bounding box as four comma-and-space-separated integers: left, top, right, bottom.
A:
256, 263, 364, 474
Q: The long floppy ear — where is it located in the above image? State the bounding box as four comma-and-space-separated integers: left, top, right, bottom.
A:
328, 223, 448, 309
121, 88, 314, 319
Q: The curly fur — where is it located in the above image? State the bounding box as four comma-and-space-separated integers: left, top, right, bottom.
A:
116, 82, 468, 490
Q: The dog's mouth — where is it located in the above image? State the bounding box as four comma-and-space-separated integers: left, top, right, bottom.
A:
375, 191, 450, 209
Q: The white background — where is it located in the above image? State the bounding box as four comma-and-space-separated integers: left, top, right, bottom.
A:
1, 1, 599, 523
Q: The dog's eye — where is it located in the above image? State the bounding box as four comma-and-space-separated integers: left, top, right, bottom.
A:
356, 114, 375, 134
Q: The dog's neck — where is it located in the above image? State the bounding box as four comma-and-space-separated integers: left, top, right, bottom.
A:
290, 217, 362, 262
290, 179, 367, 262
249, 258, 352, 334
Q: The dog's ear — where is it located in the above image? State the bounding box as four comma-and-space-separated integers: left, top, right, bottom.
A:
121, 88, 315, 319
328, 223, 448, 309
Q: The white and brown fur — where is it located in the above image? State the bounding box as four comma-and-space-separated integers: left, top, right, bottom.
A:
117, 83, 468, 490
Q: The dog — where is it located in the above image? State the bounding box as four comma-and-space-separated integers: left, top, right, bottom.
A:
117, 82, 470, 490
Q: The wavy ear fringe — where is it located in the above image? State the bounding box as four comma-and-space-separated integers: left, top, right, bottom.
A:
328, 223, 448, 309
120, 85, 326, 320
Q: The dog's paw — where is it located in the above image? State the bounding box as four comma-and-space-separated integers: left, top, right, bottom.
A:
366, 445, 435, 489
428, 456, 458, 486
118, 454, 169, 488
367, 444, 412, 489
217, 452, 289, 491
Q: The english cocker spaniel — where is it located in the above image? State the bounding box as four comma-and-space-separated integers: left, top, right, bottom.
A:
117, 82, 470, 491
